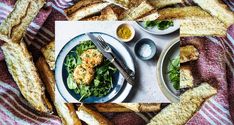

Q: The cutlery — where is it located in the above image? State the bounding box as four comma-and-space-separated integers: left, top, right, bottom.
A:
86, 33, 135, 85
97, 35, 135, 77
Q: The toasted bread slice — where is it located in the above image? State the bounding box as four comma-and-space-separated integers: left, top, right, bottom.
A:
64, 0, 104, 15
157, 6, 211, 20
41, 41, 55, 70
118, 103, 140, 112
36, 57, 82, 125
180, 66, 193, 89
65, 0, 111, 20
81, 6, 118, 21
1, 41, 52, 113
122, 0, 154, 20
36, 57, 55, 100
77, 105, 113, 125
110, 0, 147, 8
0, 0, 45, 43
149, 0, 183, 9
104, 0, 129, 9
193, 0, 234, 27
118, 103, 161, 112
148, 83, 217, 125
93, 103, 132, 112
137, 10, 159, 21
180, 16, 227, 37
180, 45, 199, 63
110, 0, 130, 8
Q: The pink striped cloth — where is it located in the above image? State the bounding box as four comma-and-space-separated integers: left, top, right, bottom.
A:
0, 0, 234, 125
180, 33, 234, 125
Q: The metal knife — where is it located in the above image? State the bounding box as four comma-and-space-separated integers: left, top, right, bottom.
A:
86, 33, 135, 85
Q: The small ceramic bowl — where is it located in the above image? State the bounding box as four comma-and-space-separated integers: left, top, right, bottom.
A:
134, 38, 157, 60
116, 23, 135, 42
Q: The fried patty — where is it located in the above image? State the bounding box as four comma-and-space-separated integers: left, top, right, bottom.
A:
73, 64, 95, 85
80, 49, 104, 68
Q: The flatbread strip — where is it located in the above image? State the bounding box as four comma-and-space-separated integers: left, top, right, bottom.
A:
148, 83, 217, 125
118, 103, 161, 112
93, 103, 133, 112
36, 57, 81, 125
64, 0, 104, 15
149, 0, 183, 9
81, 6, 118, 21
122, 0, 155, 20
77, 105, 113, 125
193, 0, 234, 27
0, 0, 45, 43
157, 6, 211, 20
157, 6, 227, 36
180, 16, 227, 37
41, 41, 55, 70
110, 0, 144, 8
137, 10, 159, 21
1, 42, 52, 113
180, 65, 193, 89
65, 0, 111, 20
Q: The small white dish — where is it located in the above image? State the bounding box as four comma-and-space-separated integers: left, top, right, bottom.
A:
116, 23, 135, 42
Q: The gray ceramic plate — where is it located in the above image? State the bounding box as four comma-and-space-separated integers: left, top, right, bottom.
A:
157, 38, 180, 102
137, 20, 180, 35
55, 32, 135, 103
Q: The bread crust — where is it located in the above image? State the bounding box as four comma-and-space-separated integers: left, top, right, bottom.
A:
0, 0, 45, 43
158, 6, 211, 20
180, 65, 194, 89
93, 103, 133, 112
64, 0, 104, 15
122, 0, 154, 20
149, 0, 183, 9
81, 6, 119, 21
148, 83, 217, 125
65, 1, 111, 20
193, 0, 234, 27
77, 105, 113, 125
1, 41, 52, 113
180, 17, 227, 37
180, 45, 199, 63
41, 41, 55, 70
118, 103, 161, 112
36, 57, 82, 125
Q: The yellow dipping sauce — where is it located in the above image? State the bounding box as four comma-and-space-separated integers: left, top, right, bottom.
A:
117, 25, 132, 40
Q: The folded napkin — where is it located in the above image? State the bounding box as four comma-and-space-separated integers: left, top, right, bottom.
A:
0, 0, 233, 125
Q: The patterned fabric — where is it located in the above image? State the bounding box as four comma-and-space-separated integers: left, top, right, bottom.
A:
0, 0, 233, 125
180, 36, 234, 125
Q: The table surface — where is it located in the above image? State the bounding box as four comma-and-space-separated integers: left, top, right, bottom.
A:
55, 21, 179, 103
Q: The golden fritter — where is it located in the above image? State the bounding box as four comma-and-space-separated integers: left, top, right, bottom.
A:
73, 64, 95, 85
80, 49, 104, 67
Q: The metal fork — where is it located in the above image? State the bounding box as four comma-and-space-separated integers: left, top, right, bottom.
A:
97, 35, 135, 77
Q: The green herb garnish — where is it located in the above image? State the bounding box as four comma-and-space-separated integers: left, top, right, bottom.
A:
168, 57, 180, 90
145, 20, 174, 30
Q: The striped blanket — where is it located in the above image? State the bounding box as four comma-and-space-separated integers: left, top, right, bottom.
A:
0, 0, 234, 125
